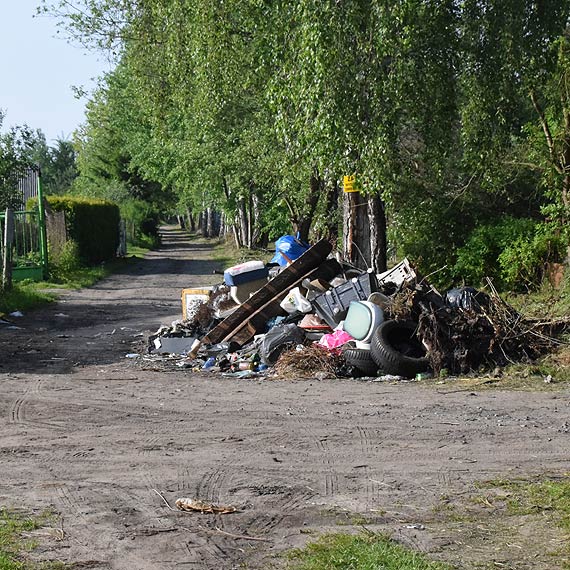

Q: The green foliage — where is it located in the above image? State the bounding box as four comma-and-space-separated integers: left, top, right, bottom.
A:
507, 272, 570, 319
118, 198, 160, 247
454, 217, 565, 289
0, 114, 34, 210
42, 0, 570, 278
0, 508, 66, 570
49, 240, 81, 282
29, 195, 120, 264
0, 284, 56, 314
286, 532, 452, 570
484, 477, 570, 530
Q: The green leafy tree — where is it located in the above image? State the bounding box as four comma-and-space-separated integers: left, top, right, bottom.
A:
0, 112, 34, 210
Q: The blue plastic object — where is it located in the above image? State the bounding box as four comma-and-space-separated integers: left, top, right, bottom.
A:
271, 234, 310, 266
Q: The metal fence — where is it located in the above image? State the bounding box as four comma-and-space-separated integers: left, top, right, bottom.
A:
0, 167, 48, 285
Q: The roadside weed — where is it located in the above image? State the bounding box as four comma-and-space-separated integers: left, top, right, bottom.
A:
483, 477, 570, 529
0, 285, 55, 314
285, 532, 453, 569
0, 508, 65, 570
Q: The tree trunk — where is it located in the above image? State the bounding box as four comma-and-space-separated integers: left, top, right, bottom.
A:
206, 207, 215, 238
218, 213, 225, 239
237, 198, 249, 248
367, 194, 387, 273
186, 208, 196, 232
563, 174, 570, 265
342, 192, 387, 272
293, 169, 322, 242
251, 193, 269, 248
247, 191, 254, 249
232, 222, 242, 248
343, 191, 370, 269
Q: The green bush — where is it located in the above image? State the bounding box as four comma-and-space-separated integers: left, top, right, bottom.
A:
453, 217, 566, 290
49, 239, 81, 281
120, 198, 161, 247
30, 195, 120, 264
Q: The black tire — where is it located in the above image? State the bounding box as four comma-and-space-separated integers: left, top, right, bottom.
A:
342, 347, 379, 376
370, 320, 429, 378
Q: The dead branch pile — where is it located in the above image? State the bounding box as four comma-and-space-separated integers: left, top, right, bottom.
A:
274, 344, 345, 378
389, 281, 562, 375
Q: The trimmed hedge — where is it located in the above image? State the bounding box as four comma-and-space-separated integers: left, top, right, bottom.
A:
30, 195, 120, 264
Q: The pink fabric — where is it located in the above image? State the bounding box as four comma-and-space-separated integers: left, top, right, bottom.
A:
317, 329, 353, 350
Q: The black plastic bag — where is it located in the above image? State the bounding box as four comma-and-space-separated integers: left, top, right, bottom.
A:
260, 324, 305, 365
446, 287, 490, 311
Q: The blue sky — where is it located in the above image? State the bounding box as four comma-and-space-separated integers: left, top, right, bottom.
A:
0, 1, 112, 144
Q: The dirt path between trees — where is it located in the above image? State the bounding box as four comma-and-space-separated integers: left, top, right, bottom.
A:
0, 227, 569, 569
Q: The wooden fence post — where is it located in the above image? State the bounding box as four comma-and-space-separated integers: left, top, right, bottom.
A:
2, 208, 15, 291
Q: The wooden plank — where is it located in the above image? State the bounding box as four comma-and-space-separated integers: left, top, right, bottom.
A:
202, 238, 332, 346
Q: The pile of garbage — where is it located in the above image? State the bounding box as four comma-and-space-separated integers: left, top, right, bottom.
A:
145, 236, 562, 379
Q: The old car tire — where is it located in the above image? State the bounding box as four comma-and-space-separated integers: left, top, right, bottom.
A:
370, 320, 429, 378
342, 347, 379, 376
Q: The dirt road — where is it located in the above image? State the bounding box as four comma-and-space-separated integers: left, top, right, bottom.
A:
0, 227, 568, 569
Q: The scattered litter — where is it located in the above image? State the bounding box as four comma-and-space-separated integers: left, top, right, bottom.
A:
152, 336, 197, 355
222, 370, 265, 379
54, 313, 69, 318
405, 524, 426, 530
9, 311, 23, 318
379, 374, 407, 381
317, 328, 353, 351
125, 353, 141, 359
134, 238, 565, 382
274, 345, 344, 379
175, 498, 237, 514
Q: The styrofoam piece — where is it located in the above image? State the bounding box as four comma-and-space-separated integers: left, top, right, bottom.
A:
224, 260, 268, 286
376, 258, 416, 286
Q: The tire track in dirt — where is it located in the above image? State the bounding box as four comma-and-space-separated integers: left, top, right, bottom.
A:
355, 425, 381, 509
170, 467, 237, 568
294, 414, 341, 498
195, 467, 229, 504
49, 478, 177, 569
9, 378, 64, 429
10, 379, 42, 423
246, 485, 315, 535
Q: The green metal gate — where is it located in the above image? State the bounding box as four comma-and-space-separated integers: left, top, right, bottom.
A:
0, 167, 48, 282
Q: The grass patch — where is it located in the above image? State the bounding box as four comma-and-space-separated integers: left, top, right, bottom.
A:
0, 508, 66, 570
0, 285, 56, 314
211, 235, 273, 269
125, 244, 151, 258
482, 476, 570, 530
285, 532, 453, 570
471, 476, 570, 568
505, 277, 570, 320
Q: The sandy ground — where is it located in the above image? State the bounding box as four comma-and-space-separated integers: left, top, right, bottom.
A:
0, 227, 569, 570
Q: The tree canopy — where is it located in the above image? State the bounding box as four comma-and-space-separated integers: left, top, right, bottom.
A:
42, 0, 570, 289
